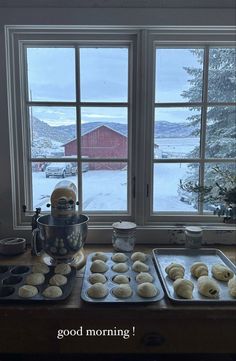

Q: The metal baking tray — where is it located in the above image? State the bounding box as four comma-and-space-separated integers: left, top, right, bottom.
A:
81, 252, 165, 303
0, 264, 76, 301
153, 248, 236, 303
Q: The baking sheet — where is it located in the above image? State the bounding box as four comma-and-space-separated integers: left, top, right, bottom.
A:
152, 248, 236, 303
81, 252, 165, 303
0, 264, 76, 301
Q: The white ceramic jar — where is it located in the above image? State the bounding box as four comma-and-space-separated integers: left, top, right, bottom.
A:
112, 221, 137, 252
185, 226, 203, 249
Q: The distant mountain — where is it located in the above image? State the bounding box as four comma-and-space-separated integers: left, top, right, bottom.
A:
32, 117, 196, 144
154, 121, 195, 138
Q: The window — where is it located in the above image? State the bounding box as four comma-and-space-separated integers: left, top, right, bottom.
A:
5, 27, 236, 229
27, 46, 130, 215
151, 46, 235, 217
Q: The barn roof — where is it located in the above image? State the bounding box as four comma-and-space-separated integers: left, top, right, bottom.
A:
63, 123, 127, 146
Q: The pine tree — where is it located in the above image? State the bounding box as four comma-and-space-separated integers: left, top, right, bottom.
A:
181, 48, 236, 209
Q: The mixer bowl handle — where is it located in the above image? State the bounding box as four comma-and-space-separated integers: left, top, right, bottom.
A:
31, 228, 42, 256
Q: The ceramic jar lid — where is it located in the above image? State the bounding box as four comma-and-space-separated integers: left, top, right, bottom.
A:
112, 221, 137, 232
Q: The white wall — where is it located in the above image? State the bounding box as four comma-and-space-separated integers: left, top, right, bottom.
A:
0, 4, 235, 243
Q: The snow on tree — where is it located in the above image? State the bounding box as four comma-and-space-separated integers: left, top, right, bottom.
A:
181, 48, 236, 209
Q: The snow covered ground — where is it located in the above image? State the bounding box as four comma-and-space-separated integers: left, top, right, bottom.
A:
155, 137, 198, 158
32, 163, 196, 212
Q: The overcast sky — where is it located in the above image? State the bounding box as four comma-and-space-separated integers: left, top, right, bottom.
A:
27, 47, 202, 126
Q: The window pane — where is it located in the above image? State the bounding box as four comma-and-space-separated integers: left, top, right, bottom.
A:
32, 163, 78, 211
155, 48, 204, 103
82, 162, 127, 211
208, 48, 236, 102
27, 48, 76, 102
205, 106, 236, 158
30, 107, 77, 158
80, 48, 128, 102
154, 108, 201, 159
203, 163, 236, 212
153, 163, 199, 212
81, 107, 128, 159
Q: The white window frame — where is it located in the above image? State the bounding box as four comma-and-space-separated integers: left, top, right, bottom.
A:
5, 26, 236, 232
6, 27, 140, 229
144, 29, 236, 225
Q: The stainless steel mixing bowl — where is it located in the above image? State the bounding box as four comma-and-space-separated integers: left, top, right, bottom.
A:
32, 214, 88, 262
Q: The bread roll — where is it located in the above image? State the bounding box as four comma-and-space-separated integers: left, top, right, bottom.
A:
91, 252, 108, 262
18, 285, 38, 298
42, 286, 63, 298
190, 262, 208, 278
26, 272, 45, 286
112, 263, 129, 273
87, 283, 108, 299
55, 263, 71, 275
113, 284, 132, 298
131, 252, 147, 262
112, 253, 128, 263
137, 282, 157, 298
113, 275, 130, 284
32, 263, 50, 274
165, 263, 185, 280
132, 261, 149, 273
136, 272, 153, 284
228, 277, 236, 298
211, 264, 234, 282
49, 274, 67, 286
90, 260, 108, 273
197, 276, 220, 298
89, 273, 107, 284
173, 278, 194, 299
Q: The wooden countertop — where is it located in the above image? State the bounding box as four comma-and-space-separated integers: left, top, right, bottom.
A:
0, 245, 236, 355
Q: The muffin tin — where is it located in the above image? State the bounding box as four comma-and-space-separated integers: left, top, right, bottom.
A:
0, 264, 76, 301
81, 252, 165, 303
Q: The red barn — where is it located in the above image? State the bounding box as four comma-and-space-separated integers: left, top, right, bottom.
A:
63, 124, 127, 170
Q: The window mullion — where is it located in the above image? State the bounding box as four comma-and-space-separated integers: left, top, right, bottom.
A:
199, 45, 210, 214
134, 29, 150, 226
75, 46, 82, 213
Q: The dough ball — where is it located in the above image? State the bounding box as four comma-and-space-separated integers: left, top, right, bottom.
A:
137, 282, 157, 298
54, 263, 71, 275
32, 263, 50, 274
190, 262, 208, 278
131, 252, 147, 262
89, 273, 107, 285
87, 283, 108, 299
136, 272, 153, 284
18, 285, 38, 298
26, 272, 45, 286
197, 276, 220, 298
165, 263, 185, 280
49, 274, 67, 286
113, 284, 132, 298
211, 264, 234, 282
228, 277, 236, 298
42, 286, 63, 298
112, 253, 128, 263
91, 252, 108, 262
90, 260, 108, 273
132, 261, 149, 273
173, 278, 194, 299
112, 263, 129, 273
113, 275, 130, 284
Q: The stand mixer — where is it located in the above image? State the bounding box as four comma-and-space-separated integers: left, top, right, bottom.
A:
31, 181, 89, 269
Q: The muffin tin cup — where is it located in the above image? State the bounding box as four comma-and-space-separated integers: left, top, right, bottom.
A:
81, 252, 165, 303
0, 264, 76, 301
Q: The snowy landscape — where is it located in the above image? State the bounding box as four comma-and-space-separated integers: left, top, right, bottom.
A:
31, 115, 199, 212
32, 160, 196, 213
